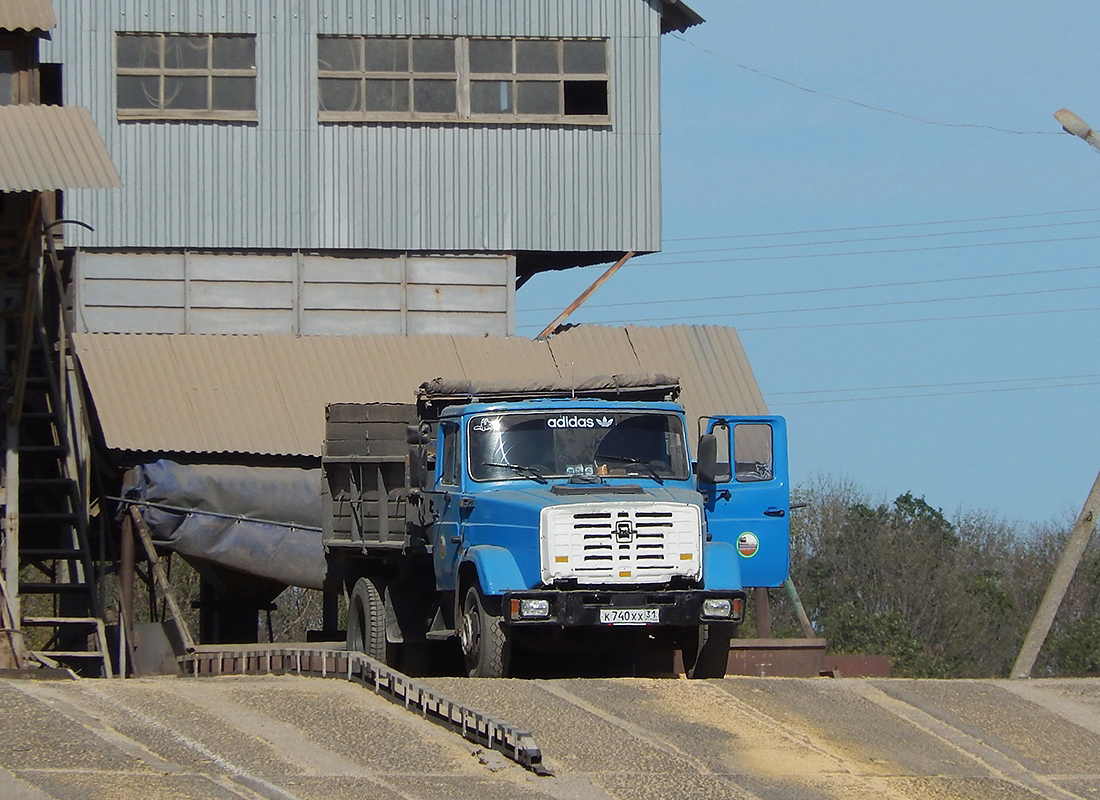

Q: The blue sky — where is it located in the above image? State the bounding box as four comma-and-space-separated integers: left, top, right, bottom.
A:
515, 0, 1100, 527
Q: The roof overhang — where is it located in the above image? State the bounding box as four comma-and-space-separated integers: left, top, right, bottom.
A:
659, 0, 704, 34
0, 105, 121, 191
73, 326, 767, 459
0, 0, 55, 33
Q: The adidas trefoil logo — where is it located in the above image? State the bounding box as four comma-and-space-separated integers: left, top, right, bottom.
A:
596, 416, 614, 428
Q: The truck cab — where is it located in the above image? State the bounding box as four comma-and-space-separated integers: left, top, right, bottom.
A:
425, 397, 788, 678
327, 376, 789, 679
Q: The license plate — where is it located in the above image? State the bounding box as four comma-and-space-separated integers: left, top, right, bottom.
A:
599, 608, 660, 625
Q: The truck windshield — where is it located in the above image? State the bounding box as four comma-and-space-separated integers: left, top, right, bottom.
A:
468, 411, 690, 482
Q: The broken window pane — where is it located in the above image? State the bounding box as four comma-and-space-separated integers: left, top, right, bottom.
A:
516, 81, 557, 114
320, 78, 361, 111
163, 76, 207, 109
469, 39, 510, 73
564, 40, 605, 74
516, 40, 557, 74
413, 79, 455, 113
164, 35, 208, 70
564, 80, 608, 115
364, 79, 408, 112
212, 36, 256, 70
212, 76, 256, 110
117, 75, 160, 109
471, 80, 512, 113
117, 35, 160, 69
364, 39, 407, 72
413, 39, 454, 73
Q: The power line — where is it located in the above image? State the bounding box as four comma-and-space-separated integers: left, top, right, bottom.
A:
520, 284, 1100, 327
774, 379, 1100, 406
769, 372, 1100, 398
738, 305, 1100, 333
662, 217, 1100, 257
519, 305, 1100, 334
671, 33, 1060, 136
628, 232, 1100, 267
665, 208, 1100, 243
519, 264, 1100, 314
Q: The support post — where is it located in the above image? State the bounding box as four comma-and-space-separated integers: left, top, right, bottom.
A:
1, 420, 22, 667
754, 587, 772, 639
535, 251, 634, 340
785, 578, 816, 638
1011, 471, 1100, 679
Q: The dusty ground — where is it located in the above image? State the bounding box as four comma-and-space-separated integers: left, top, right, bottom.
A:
1, 673, 1098, 799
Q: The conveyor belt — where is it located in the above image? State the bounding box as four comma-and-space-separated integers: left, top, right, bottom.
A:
178, 647, 549, 775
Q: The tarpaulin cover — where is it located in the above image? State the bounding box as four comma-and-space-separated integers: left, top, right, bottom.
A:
123, 460, 326, 590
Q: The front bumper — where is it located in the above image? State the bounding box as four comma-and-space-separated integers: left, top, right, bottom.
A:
502, 589, 746, 627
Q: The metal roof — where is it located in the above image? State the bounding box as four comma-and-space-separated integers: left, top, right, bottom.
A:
73, 326, 766, 458
659, 0, 704, 33
0, 0, 54, 32
0, 105, 121, 191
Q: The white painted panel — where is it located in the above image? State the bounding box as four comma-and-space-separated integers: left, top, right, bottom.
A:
300, 310, 405, 335
81, 253, 186, 280
83, 278, 185, 307
303, 257, 403, 284
188, 309, 296, 333
301, 283, 404, 311
407, 257, 509, 286
407, 310, 506, 336
188, 281, 293, 309
82, 306, 185, 334
407, 284, 508, 313
188, 255, 297, 282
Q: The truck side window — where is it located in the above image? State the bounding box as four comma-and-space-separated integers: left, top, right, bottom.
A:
440, 423, 459, 486
734, 423, 773, 482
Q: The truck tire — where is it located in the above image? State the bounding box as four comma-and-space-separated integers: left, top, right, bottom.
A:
459, 585, 510, 678
683, 623, 733, 679
347, 577, 394, 664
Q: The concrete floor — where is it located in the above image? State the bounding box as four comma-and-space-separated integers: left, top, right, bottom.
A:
1, 673, 1098, 799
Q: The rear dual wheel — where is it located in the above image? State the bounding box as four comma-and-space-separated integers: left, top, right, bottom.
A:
346, 577, 397, 665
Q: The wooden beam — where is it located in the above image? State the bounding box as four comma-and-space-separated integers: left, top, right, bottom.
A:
128, 506, 196, 653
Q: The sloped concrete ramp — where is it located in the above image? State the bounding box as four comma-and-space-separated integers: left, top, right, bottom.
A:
2, 674, 1099, 799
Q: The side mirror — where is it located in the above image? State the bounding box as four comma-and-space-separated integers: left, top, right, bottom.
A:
696, 433, 719, 484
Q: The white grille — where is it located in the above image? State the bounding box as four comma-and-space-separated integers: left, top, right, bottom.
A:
540, 502, 702, 585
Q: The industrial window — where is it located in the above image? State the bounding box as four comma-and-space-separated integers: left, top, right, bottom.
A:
317, 36, 609, 124
116, 33, 257, 121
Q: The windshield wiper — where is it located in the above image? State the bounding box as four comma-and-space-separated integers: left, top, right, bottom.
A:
596, 454, 665, 484
481, 462, 548, 484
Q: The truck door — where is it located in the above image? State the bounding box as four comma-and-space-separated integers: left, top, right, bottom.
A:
697, 416, 789, 588
430, 421, 463, 591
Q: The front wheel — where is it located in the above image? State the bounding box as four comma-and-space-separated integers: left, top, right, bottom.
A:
682, 623, 733, 679
458, 585, 510, 677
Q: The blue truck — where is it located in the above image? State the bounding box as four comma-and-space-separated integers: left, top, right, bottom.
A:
322, 375, 789, 678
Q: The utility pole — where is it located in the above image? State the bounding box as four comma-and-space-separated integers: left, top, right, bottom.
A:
1011, 471, 1100, 678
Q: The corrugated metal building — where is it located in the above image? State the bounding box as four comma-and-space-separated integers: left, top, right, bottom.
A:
42, 0, 703, 337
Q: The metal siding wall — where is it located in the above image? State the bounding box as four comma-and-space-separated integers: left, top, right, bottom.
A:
45, 0, 662, 252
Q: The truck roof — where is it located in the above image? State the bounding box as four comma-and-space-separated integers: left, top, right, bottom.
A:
418, 374, 680, 419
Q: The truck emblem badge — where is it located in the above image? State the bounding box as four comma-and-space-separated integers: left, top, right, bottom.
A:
472, 417, 498, 432
596, 416, 614, 427
737, 532, 759, 558
615, 520, 635, 542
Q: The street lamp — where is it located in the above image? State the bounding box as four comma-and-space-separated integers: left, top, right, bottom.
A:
1054, 108, 1100, 152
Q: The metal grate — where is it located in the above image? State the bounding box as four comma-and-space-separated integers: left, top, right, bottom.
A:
541, 502, 701, 585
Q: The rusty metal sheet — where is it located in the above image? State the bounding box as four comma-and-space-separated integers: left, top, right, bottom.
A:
0, 105, 121, 191
0, 0, 54, 32
73, 325, 764, 458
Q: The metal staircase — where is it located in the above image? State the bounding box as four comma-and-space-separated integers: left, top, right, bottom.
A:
1, 205, 111, 676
